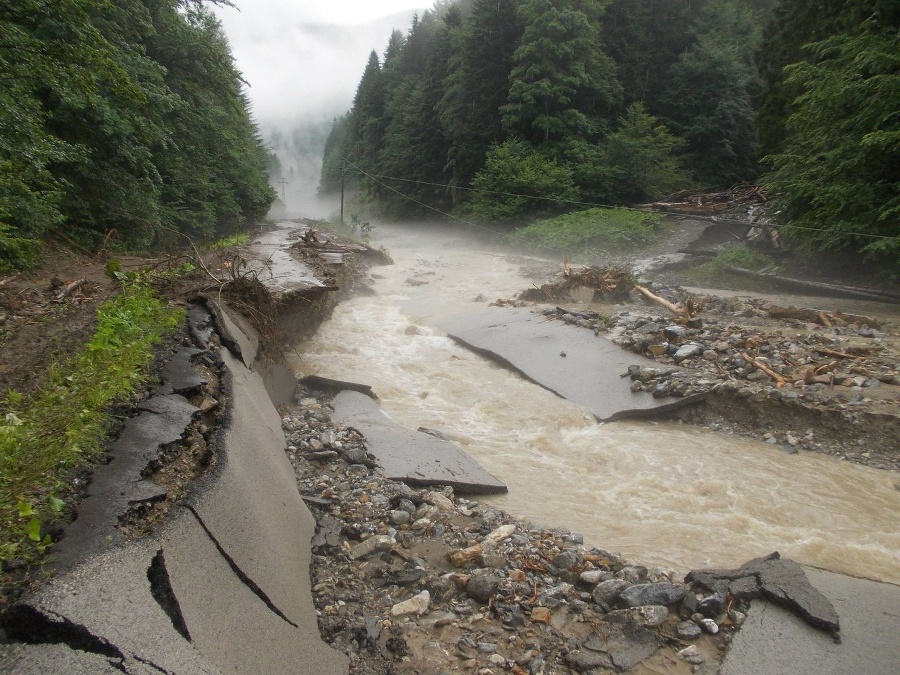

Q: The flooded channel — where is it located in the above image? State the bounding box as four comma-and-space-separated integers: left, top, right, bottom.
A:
289, 223, 900, 584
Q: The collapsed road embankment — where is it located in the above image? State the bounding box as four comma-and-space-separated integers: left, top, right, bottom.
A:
0, 295, 348, 674
3, 221, 898, 674
0, 222, 378, 673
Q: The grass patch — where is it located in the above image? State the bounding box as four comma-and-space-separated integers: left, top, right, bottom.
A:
687, 245, 777, 282
208, 232, 250, 250
507, 208, 663, 257
0, 282, 183, 566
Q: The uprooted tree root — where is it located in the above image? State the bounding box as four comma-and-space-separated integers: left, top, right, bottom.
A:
519, 266, 636, 303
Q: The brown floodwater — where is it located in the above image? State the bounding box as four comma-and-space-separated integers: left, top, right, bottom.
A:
289, 223, 900, 584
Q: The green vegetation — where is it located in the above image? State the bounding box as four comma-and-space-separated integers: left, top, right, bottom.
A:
763, 4, 900, 265
0, 0, 275, 271
209, 233, 251, 250
507, 208, 663, 256
688, 245, 776, 281
0, 282, 182, 566
469, 140, 579, 221
320, 0, 897, 272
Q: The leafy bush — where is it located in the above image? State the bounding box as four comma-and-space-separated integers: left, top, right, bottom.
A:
507, 207, 663, 256
0, 282, 182, 567
209, 232, 250, 250
0, 225, 42, 274
469, 140, 579, 221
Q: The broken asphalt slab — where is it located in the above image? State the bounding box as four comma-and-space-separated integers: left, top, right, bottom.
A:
721, 566, 900, 675
687, 551, 839, 634
437, 307, 706, 421
0, 304, 347, 675
331, 390, 507, 494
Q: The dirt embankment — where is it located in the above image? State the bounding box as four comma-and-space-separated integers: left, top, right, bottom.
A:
511, 265, 900, 472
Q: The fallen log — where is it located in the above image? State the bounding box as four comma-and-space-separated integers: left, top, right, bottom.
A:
634, 284, 685, 316
766, 304, 881, 329
741, 351, 788, 388
54, 278, 86, 301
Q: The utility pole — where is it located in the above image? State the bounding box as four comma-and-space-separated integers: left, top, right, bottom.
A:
279, 178, 288, 205
340, 159, 346, 225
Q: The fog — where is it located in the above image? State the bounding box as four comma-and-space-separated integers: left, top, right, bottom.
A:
213, 1, 427, 215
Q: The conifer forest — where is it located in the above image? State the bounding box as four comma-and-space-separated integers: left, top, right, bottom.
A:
320, 0, 899, 267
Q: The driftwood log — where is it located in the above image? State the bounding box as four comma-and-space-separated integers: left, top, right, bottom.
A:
54, 278, 86, 301
766, 304, 880, 329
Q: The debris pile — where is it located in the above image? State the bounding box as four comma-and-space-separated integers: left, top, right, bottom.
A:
519, 266, 635, 304
279, 390, 749, 674
543, 280, 900, 469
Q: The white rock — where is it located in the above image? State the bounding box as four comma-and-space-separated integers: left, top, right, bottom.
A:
348, 535, 394, 560
484, 524, 516, 544
391, 590, 430, 617
699, 618, 719, 634
579, 570, 606, 585
677, 645, 706, 665
488, 654, 506, 666
423, 491, 455, 511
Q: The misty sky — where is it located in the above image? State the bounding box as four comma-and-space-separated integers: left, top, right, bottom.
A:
214, 1, 427, 127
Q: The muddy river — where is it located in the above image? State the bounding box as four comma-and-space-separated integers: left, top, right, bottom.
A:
289, 223, 900, 585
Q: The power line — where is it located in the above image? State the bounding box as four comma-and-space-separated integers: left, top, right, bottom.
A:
345, 160, 506, 236
343, 160, 897, 241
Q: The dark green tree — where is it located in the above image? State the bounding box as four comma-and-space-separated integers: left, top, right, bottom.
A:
502, 0, 619, 146
438, 0, 523, 192
766, 15, 900, 263
378, 11, 454, 212
661, 1, 762, 184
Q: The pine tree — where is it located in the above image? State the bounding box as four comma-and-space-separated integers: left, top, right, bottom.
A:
502, 0, 619, 146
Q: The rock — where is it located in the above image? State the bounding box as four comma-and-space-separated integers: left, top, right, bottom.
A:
390, 590, 430, 617
349, 534, 394, 560
617, 582, 685, 608
698, 594, 725, 617
530, 607, 552, 624
466, 575, 501, 603
592, 579, 631, 605
677, 644, 706, 665
673, 343, 703, 362
553, 550, 579, 570
617, 565, 648, 583
564, 651, 614, 672
663, 325, 690, 340
699, 618, 719, 634
676, 620, 702, 639
389, 510, 411, 526
579, 569, 607, 585
508, 569, 527, 582
424, 490, 455, 511
607, 605, 668, 627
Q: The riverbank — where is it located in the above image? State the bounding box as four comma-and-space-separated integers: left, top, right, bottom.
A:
2, 219, 897, 673
520, 270, 900, 472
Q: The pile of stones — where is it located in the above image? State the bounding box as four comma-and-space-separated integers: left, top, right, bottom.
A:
280, 390, 743, 674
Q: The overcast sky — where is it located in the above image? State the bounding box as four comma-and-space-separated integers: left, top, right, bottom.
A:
213, 1, 427, 127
